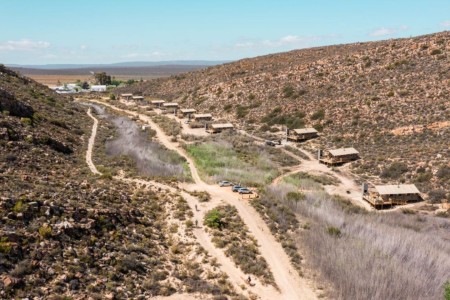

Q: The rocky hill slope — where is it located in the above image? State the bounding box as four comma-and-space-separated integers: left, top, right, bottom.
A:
0, 66, 239, 299
117, 31, 450, 201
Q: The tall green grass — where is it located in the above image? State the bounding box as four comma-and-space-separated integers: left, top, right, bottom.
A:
282, 172, 339, 190
186, 141, 279, 186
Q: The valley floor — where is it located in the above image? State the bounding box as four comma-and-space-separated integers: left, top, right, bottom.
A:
79, 97, 450, 299
82, 98, 318, 299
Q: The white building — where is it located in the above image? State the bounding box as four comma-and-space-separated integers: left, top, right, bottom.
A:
51, 86, 78, 94
90, 85, 107, 92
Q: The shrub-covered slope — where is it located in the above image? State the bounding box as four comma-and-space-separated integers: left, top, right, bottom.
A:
0, 66, 238, 299
117, 31, 450, 200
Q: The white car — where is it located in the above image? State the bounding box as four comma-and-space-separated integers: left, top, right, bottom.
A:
219, 180, 234, 187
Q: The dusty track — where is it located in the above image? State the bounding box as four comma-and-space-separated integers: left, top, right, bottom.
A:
282, 149, 373, 211
86, 108, 101, 175
83, 99, 318, 300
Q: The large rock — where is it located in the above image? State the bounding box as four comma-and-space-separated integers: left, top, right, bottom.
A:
0, 88, 34, 118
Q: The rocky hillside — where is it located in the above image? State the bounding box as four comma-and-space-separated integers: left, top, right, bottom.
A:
0, 66, 239, 299
117, 31, 450, 201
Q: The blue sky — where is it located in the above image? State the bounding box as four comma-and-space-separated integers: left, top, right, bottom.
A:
1, 0, 449, 64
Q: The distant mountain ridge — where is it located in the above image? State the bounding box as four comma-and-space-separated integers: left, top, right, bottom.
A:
6, 60, 231, 70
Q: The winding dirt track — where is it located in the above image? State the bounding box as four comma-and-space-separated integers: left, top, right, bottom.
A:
84, 100, 318, 300
278, 148, 373, 210
86, 108, 101, 175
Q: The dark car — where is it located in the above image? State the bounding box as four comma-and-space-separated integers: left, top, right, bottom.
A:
232, 185, 244, 192
265, 140, 281, 147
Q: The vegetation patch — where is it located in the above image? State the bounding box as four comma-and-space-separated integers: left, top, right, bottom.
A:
91, 107, 191, 181
251, 186, 303, 274
284, 145, 310, 160
187, 190, 211, 202
282, 171, 340, 190
253, 182, 450, 299
185, 133, 297, 186
204, 205, 275, 286
151, 114, 182, 137
261, 107, 305, 129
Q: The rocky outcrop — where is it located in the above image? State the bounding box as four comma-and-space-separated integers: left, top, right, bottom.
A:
0, 88, 34, 118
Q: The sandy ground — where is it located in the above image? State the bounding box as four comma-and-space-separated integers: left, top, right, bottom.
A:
83, 99, 318, 300
391, 120, 450, 136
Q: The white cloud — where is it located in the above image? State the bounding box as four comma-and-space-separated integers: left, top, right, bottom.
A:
369, 26, 408, 37
235, 41, 255, 48
234, 35, 321, 50
80, 45, 87, 50
0, 39, 50, 51
440, 21, 450, 28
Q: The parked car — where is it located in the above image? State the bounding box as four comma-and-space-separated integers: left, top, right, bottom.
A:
265, 140, 281, 146
232, 185, 244, 192
238, 188, 253, 194
219, 180, 234, 187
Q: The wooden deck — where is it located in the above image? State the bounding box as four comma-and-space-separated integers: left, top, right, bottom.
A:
319, 157, 358, 166
363, 194, 422, 209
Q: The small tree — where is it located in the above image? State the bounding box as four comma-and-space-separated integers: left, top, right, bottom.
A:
81, 81, 90, 90
94, 72, 112, 85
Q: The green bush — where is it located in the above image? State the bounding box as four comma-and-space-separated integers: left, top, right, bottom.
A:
189, 190, 211, 202
13, 200, 24, 212
437, 166, 450, 181
283, 85, 295, 98
415, 172, 432, 182
39, 225, 52, 239
311, 109, 325, 120
204, 209, 223, 229
20, 117, 32, 126
235, 105, 248, 118
286, 192, 305, 202
444, 281, 450, 300
262, 108, 305, 128
0, 237, 12, 254
381, 162, 408, 179
326, 226, 341, 237
431, 49, 442, 55
223, 104, 232, 112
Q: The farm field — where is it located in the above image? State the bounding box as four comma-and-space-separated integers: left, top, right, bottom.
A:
11, 65, 211, 86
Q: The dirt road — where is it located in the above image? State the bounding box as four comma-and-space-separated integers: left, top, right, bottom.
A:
83, 99, 318, 300
86, 108, 101, 175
